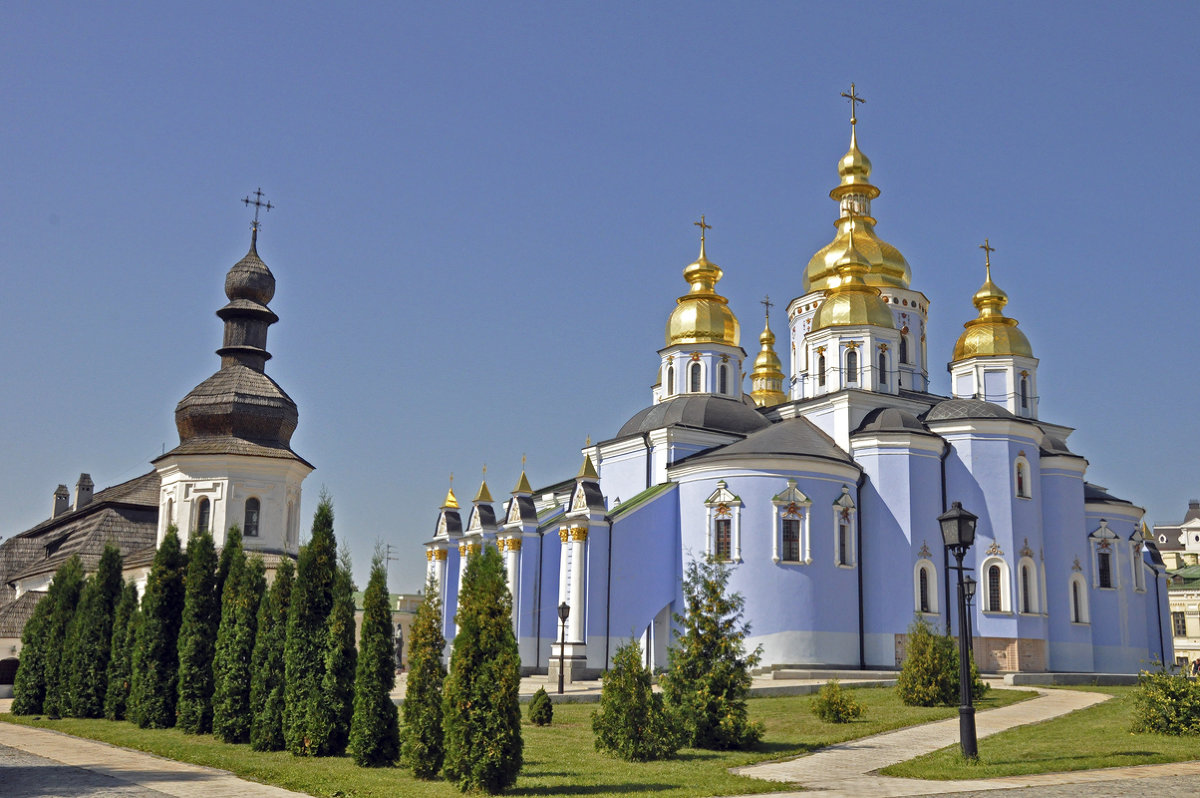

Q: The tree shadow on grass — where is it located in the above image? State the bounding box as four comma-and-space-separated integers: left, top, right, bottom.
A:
983, 750, 1160, 768
509, 784, 675, 796
751, 741, 814, 756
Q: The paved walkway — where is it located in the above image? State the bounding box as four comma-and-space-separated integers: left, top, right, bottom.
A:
728, 685, 1200, 797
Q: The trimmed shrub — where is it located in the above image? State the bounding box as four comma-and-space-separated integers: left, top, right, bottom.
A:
443, 544, 522, 793
1131, 669, 1200, 735
592, 639, 679, 761
65, 545, 124, 718
285, 494, 339, 755
104, 583, 140, 720
527, 687, 553, 727
309, 552, 357, 756
176, 530, 219, 734
40, 555, 86, 718
129, 527, 187, 728
400, 578, 446, 779
811, 679, 865, 723
349, 552, 400, 766
661, 556, 763, 750
897, 615, 987, 707
250, 558, 294, 751
11, 596, 53, 715
213, 552, 265, 743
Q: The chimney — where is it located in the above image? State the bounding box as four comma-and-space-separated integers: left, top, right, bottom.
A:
73, 473, 94, 511
1190, 499, 1199, 510
52, 484, 70, 517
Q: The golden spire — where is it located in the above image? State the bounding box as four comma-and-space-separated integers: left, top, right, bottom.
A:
811, 212, 896, 331
666, 216, 741, 347
750, 295, 786, 407
442, 472, 459, 510
952, 240, 1033, 361
473, 464, 493, 503
804, 84, 911, 293
577, 450, 598, 480
513, 454, 533, 496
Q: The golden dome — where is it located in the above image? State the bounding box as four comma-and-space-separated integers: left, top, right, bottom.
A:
665, 226, 740, 347
749, 302, 786, 407
804, 126, 911, 293
952, 249, 1033, 360
811, 226, 896, 331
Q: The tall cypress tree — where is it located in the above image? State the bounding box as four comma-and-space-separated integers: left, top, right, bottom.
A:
442, 543, 523, 794
41, 555, 85, 718
65, 545, 124, 718
11, 596, 53, 715
129, 526, 188, 728
176, 529, 219, 733
104, 582, 140, 720
213, 548, 265, 743
349, 553, 400, 767
310, 551, 357, 756
250, 558, 294, 751
400, 577, 446, 778
215, 525, 242, 610
284, 494, 338, 755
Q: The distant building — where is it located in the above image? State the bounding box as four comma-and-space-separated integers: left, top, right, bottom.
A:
1157, 500, 1200, 670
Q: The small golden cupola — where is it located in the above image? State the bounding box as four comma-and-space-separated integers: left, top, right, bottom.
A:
810, 222, 896, 331
804, 84, 911, 293
952, 241, 1033, 361
750, 296, 787, 407
666, 216, 740, 348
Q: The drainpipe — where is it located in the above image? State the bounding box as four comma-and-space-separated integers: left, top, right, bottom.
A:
857, 471, 867, 670
534, 528, 543, 672
605, 518, 613, 671
643, 432, 652, 490
1154, 566, 1165, 666
940, 439, 952, 635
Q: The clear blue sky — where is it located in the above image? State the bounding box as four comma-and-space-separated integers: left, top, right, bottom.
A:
3, 2, 1197, 593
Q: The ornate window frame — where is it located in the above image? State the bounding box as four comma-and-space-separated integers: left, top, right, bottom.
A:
1017, 555, 1039, 614
844, 347, 859, 386
195, 496, 211, 535
689, 360, 703, 393
1068, 563, 1090, 624
1129, 525, 1147, 593
704, 480, 743, 563
1089, 520, 1119, 590
913, 558, 938, 615
981, 555, 1011, 613
771, 478, 811, 564
832, 485, 857, 568
1014, 453, 1032, 499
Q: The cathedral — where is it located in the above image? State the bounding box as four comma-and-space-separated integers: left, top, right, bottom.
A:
424, 94, 1172, 677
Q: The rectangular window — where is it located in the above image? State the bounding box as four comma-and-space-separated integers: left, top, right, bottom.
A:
1097, 551, 1112, 588
781, 519, 800, 562
1173, 611, 1187, 636
837, 523, 849, 566
715, 519, 732, 560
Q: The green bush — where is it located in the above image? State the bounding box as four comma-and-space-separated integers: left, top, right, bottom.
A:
810, 679, 864, 723
592, 639, 679, 761
11, 597, 53, 715
528, 687, 553, 726
129, 531, 187, 728
213, 550, 265, 744
897, 615, 987, 707
250, 558, 294, 752
176, 530, 219, 733
400, 578, 446, 779
348, 552, 399, 767
104, 583, 140, 721
1131, 670, 1200, 735
40, 555, 86, 718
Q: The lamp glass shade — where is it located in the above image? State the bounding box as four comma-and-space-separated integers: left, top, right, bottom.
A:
558, 601, 571, 622
963, 576, 977, 601
939, 501, 978, 550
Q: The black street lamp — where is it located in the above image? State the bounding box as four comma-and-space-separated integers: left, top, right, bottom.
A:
963, 575, 977, 643
939, 500, 979, 760
557, 601, 571, 695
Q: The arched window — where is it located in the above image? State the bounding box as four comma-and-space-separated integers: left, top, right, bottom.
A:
987, 564, 1002, 612
817, 353, 827, 387
690, 362, 701, 393
718, 364, 728, 394
1069, 573, 1089, 623
1014, 456, 1031, 499
196, 497, 210, 534
1020, 562, 1033, 613
666, 365, 674, 395
899, 334, 909, 364
919, 568, 930, 613
845, 349, 858, 384
244, 497, 260, 537
877, 350, 887, 386
832, 486, 857, 568
913, 559, 938, 614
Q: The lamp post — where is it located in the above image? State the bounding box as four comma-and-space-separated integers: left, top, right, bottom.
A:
557, 601, 571, 695
939, 500, 979, 760
963, 575, 977, 643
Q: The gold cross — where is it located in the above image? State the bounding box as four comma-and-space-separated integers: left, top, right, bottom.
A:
761, 295, 773, 319
694, 214, 712, 245
841, 83, 865, 125
980, 238, 995, 278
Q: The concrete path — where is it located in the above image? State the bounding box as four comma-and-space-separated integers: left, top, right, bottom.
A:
0, 719, 307, 798
728, 685, 1200, 797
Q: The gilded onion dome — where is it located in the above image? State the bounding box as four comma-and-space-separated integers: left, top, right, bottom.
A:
803, 104, 911, 293
810, 223, 896, 331
666, 220, 740, 347
750, 299, 786, 407
952, 248, 1033, 361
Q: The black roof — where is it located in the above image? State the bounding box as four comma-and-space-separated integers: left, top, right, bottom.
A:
924, 398, 1018, 422
679, 417, 855, 466
1083, 483, 1133, 506
616, 394, 770, 439
853, 407, 938, 437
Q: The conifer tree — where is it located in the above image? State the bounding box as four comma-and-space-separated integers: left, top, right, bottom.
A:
661, 556, 763, 750
40, 555, 85, 718
176, 529, 219, 733
284, 494, 338, 755
104, 582, 140, 720
215, 524, 242, 603
349, 552, 400, 766
400, 577, 446, 778
213, 549, 265, 743
128, 527, 187, 728
11, 596, 53, 715
309, 550, 357, 756
250, 558, 294, 751
592, 638, 679, 761
65, 545, 124, 717
442, 544, 522, 793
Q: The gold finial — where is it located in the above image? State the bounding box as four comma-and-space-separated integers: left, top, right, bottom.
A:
694, 215, 712, 259
980, 238, 995, 281
842, 83, 865, 126
521, 453, 527, 469
585, 434, 591, 448
442, 472, 459, 509
577, 452, 599, 480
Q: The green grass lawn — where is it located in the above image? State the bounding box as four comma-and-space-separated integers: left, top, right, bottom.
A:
1, 688, 1030, 798
881, 686, 1200, 780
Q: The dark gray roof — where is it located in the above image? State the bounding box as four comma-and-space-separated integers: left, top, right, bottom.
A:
1144, 540, 1167, 569
681, 417, 855, 466
616, 395, 770, 438
0, 591, 47, 638
923, 398, 1017, 422
1039, 434, 1078, 457
1083, 483, 1132, 506
852, 407, 938, 437
1186, 501, 1200, 523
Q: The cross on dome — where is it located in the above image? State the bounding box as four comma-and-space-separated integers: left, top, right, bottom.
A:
842, 83, 865, 125
242, 187, 273, 246
980, 238, 996, 278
